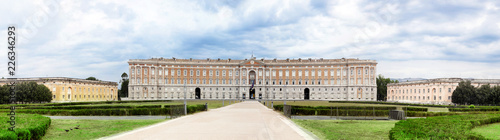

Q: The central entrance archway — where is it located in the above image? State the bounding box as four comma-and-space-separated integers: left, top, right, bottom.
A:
195, 88, 201, 99
304, 88, 310, 100
249, 89, 255, 99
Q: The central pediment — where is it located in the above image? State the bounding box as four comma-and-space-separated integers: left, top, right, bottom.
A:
239, 59, 265, 66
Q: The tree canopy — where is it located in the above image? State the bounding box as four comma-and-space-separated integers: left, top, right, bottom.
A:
452, 80, 500, 105
0, 82, 52, 104
86, 77, 98, 81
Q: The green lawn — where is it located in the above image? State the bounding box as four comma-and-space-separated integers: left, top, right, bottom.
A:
472, 122, 500, 140
293, 119, 397, 140
43, 119, 165, 140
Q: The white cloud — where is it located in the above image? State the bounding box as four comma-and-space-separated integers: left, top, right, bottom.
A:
1, 0, 500, 81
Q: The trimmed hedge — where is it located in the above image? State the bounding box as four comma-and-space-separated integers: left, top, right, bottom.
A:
0, 113, 51, 140
389, 114, 500, 139
22, 105, 162, 110
402, 107, 428, 112
274, 105, 397, 116
450, 108, 500, 112
5, 105, 206, 116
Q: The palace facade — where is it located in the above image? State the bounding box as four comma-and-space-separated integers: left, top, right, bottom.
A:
128, 57, 377, 101
0, 77, 118, 102
387, 78, 500, 104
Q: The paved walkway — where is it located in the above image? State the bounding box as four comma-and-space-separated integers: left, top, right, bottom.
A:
102, 101, 316, 140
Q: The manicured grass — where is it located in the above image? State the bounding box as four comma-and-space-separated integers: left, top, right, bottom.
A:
389, 114, 500, 139
0, 113, 51, 139
43, 119, 165, 140
293, 119, 397, 140
472, 122, 500, 140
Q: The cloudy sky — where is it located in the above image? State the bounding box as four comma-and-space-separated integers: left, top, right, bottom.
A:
1, 0, 500, 82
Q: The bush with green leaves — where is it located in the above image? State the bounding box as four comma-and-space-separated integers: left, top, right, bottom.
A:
389, 114, 500, 139
0, 113, 51, 140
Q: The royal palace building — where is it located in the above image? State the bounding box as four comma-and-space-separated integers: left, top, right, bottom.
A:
387, 78, 500, 104
0, 77, 118, 102
128, 57, 377, 101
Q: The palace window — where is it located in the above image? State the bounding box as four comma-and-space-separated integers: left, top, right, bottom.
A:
209, 70, 213, 76
298, 70, 302, 76
171, 69, 175, 76
285, 70, 289, 77
305, 70, 309, 77
203, 70, 206, 76
222, 70, 226, 76
177, 70, 181, 76
145, 69, 148, 75
312, 70, 315, 76
183, 70, 187, 76
272, 70, 276, 76
318, 70, 321, 76
197, 70, 200, 76
216, 70, 219, 76
190, 70, 194, 76
279, 70, 283, 77
292, 70, 296, 76
165, 69, 168, 76
152, 69, 155, 75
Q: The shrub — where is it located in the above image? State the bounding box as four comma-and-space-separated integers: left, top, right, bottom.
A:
0, 114, 51, 140
469, 105, 475, 108
389, 114, 500, 139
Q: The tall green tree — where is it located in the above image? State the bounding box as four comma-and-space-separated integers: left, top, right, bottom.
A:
0, 82, 53, 104
118, 72, 129, 99
36, 84, 52, 103
0, 85, 9, 104
376, 74, 398, 101
476, 84, 492, 104
452, 80, 475, 104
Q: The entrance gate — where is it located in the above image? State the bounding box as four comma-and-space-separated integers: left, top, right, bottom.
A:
304, 88, 310, 100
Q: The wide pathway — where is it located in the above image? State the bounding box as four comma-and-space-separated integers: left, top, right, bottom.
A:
103, 101, 316, 140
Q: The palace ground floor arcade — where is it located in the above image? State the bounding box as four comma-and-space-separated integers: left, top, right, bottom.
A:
128, 85, 377, 101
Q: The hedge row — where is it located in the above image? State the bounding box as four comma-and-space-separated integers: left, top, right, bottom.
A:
41, 100, 173, 106
389, 114, 500, 139
22, 105, 163, 110
8, 105, 206, 116
274, 105, 397, 111
0, 114, 51, 140
274, 105, 399, 116
449, 108, 500, 112
329, 101, 452, 107
329, 101, 500, 109
402, 107, 428, 112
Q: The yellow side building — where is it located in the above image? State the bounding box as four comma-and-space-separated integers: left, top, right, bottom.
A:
0, 77, 118, 102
